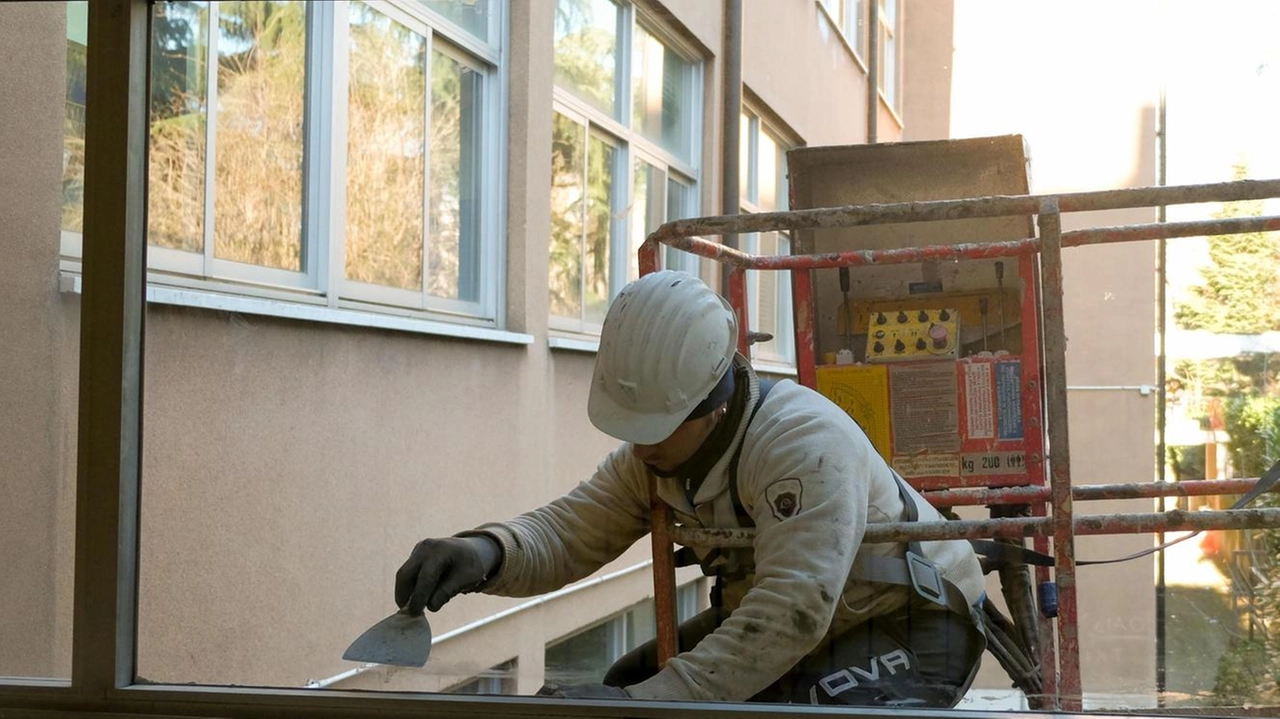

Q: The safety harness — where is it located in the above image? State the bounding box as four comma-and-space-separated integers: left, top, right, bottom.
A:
719, 380, 978, 620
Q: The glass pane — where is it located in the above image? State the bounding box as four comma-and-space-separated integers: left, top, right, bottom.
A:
584, 134, 616, 325
417, 0, 493, 44
61, 0, 88, 234
447, 658, 518, 695
632, 24, 694, 162
553, 0, 618, 118
849, 0, 868, 57
148, 1, 209, 254
664, 176, 695, 272
545, 619, 617, 685
629, 159, 664, 281
757, 127, 778, 211
738, 112, 751, 201
344, 2, 426, 291
429, 48, 484, 303
751, 232, 794, 363
213, 0, 306, 271
549, 112, 585, 318
882, 31, 897, 107
2, 0, 78, 680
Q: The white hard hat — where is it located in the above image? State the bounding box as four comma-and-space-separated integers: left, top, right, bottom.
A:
588, 270, 738, 444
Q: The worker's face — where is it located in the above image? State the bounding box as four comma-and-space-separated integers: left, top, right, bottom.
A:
631, 407, 723, 475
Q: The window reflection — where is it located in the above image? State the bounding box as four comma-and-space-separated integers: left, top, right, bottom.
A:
632, 23, 694, 162
553, 0, 619, 119
417, 0, 492, 44
629, 159, 664, 280
549, 112, 586, 318
584, 134, 616, 325
213, 0, 306, 271
61, 1, 88, 235
345, 1, 426, 291
148, 0, 208, 254
429, 48, 484, 302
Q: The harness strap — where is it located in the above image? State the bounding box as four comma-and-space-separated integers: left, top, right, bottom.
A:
719, 379, 975, 618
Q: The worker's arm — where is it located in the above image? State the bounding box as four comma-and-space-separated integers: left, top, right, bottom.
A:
467, 444, 653, 597
628, 383, 874, 701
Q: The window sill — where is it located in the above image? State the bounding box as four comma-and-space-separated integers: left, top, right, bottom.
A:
547, 335, 600, 353
59, 272, 534, 346
753, 359, 799, 378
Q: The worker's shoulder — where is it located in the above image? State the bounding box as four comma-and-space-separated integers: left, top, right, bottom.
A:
753, 378, 862, 439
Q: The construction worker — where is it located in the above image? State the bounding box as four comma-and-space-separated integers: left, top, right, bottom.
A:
395, 270, 987, 706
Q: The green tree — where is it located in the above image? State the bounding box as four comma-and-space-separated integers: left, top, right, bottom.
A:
1175, 165, 1280, 333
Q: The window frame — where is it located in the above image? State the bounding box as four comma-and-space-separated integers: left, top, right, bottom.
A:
547, 0, 703, 338
877, 0, 901, 112
58, 0, 509, 332
816, 0, 869, 72
739, 103, 797, 372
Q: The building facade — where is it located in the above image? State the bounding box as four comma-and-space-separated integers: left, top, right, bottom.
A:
2, 0, 1170, 707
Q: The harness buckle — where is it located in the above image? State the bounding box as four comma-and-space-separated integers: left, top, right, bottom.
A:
906, 551, 946, 607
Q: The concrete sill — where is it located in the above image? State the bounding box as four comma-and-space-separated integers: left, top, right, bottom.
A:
59, 272, 534, 346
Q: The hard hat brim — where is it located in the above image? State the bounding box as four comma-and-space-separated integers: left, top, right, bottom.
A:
587, 386, 686, 446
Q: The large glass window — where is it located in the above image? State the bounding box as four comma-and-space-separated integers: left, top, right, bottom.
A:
65, 0, 505, 326
740, 106, 795, 368
549, 0, 701, 334
821, 0, 868, 61
878, 0, 899, 110
544, 582, 702, 685
446, 658, 518, 695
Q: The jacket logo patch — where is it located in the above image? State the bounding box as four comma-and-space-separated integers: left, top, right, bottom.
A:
766, 478, 803, 520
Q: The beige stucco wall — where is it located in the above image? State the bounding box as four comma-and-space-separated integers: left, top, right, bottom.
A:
742, 0, 869, 147
0, 1, 76, 679
902, 0, 1162, 702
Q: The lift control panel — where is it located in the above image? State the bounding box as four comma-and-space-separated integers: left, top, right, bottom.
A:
789, 135, 1042, 491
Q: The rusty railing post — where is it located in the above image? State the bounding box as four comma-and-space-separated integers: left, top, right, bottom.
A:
1039, 198, 1081, 710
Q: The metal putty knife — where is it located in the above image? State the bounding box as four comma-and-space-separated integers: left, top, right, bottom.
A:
342, 608, 433, 668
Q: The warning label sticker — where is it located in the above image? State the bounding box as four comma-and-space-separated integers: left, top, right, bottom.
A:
889, 362, 960, 455
995, 362, 1023, 441
961, 451, 1027, 476
893, 454, 961, 479
964, 363, 994, 440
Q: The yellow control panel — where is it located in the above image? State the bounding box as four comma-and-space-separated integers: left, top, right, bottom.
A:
865, 308, 959, 362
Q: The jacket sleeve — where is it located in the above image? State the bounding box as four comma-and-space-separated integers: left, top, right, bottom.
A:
469, 445, 653, 597
627, 387, 870, 702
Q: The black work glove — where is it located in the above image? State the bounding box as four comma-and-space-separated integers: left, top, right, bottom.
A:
394, 535, 501, 614
536, 682, 631, 699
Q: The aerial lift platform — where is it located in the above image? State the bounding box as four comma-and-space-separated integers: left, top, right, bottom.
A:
636, 135, 1280, 712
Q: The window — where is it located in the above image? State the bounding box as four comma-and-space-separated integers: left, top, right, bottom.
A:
740, 106, 796, 369
549, 0, 701, 334
445, 658, 518, 695
820, 0, 867, 60
544, 582, 703, 685
63, 0, 506, 327
877, 0, 899, 110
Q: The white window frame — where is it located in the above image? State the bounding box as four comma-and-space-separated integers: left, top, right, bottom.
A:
58, 0, 510, 333
548, 0, 703, 338
877, 0, 901, 112
817, 0, 869, 70
740, 104, 797, 371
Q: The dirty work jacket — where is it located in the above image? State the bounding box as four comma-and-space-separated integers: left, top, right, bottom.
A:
471, 355, 985, 702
